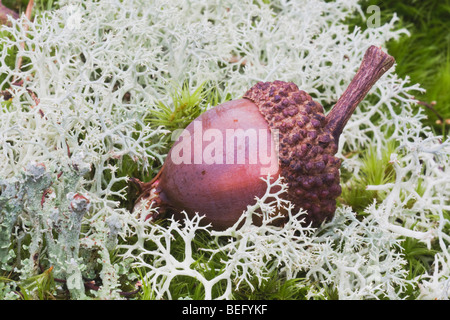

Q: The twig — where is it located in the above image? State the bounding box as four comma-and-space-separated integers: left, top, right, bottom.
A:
325, 46, 395, 142
119, 282, 142, 297
416, 100, 448, 124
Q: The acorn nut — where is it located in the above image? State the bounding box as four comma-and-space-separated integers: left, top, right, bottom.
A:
132, 45, 395, 230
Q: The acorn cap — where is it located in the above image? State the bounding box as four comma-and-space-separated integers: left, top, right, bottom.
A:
244, 81, 340, 225
243, 46, 395, 226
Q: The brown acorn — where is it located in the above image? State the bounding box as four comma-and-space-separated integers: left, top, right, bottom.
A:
132, 46, 395, 230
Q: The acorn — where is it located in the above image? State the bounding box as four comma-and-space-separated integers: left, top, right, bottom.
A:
132, 46, 395, 230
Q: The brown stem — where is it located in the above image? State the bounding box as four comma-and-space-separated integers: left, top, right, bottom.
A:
131, 166, 167, 221
325, 46, 395, 142
417, 100, 443, 122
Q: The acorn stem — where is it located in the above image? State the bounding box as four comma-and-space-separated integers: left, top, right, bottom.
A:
325, 46, 395, 142
131, 165, 166, 220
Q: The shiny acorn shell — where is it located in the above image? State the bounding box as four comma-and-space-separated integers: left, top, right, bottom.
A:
157, 81, 341, 229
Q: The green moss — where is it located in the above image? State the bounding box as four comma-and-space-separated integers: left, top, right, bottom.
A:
232, 275, 313, 300
340, 139, 398, 213
145, 81, 229, 143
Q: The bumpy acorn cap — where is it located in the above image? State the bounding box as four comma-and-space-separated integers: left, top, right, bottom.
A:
244, 81, 340, 226
243, 46, 395, 226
